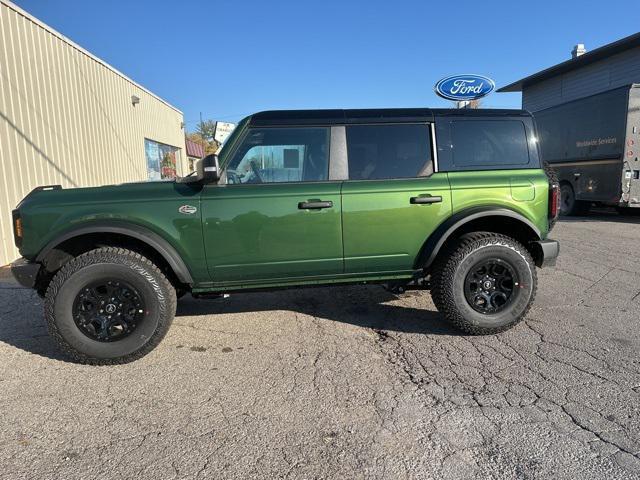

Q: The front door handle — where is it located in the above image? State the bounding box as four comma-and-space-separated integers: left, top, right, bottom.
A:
410, 195, 442, 205
298, 200, 333, 210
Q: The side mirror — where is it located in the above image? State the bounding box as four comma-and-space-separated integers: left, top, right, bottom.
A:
197, 154, 220, 183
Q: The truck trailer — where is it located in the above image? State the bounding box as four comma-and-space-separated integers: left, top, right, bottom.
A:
533, 84, 640, 215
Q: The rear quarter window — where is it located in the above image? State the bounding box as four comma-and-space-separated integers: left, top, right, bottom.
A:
346, 124, 433, 180
451, 120, 531, 169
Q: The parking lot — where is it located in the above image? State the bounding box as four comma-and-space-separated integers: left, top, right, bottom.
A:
1, 211, 639, 480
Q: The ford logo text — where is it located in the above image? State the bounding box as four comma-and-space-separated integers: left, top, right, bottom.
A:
434, 74, 495, 101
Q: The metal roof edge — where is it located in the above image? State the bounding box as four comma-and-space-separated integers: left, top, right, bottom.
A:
497, 31, 640, 93
1, 0, 183, 115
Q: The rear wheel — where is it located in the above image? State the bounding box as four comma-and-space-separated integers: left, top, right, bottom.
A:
560, 183, 590, 216
44, 247, 177, 364
431, 233, 537, 335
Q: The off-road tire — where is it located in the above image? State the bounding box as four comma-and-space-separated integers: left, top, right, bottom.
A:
431, 233, 537, 335
44, 247, 177, 365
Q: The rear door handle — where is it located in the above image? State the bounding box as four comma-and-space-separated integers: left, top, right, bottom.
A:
298, 200, 333, 210
410, 195, 442, 205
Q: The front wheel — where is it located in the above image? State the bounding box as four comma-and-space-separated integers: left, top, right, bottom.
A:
44, 247, 177, 364
431, 233, 537, 335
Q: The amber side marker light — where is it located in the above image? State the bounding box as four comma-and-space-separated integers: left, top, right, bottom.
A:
15, 217, 23, 237
12, 210, 23, 247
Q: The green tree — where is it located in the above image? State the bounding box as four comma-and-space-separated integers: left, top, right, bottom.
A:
196, 120, 216, 141
189, 120, 220, 155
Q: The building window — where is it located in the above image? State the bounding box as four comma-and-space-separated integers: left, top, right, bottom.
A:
145, 139, 181, 180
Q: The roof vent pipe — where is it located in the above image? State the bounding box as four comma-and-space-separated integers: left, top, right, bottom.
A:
572, 43, 587, 59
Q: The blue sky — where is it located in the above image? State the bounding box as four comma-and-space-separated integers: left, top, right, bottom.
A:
14, 0, 640, 130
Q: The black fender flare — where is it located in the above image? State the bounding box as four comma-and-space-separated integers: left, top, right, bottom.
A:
417, 207, 542, 270
36, 221, 194, 284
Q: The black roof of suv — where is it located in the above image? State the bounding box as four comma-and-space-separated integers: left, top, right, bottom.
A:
249, 108, 531, 126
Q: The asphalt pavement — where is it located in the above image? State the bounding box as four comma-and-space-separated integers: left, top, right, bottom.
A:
1, 210, 639, 479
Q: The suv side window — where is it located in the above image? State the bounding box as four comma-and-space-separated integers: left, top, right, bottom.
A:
226, 127, 330, 184
451, 120, 530, 168
346, 124, 433, 180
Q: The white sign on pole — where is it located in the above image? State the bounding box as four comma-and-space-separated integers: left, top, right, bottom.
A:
214, 121, 236, 144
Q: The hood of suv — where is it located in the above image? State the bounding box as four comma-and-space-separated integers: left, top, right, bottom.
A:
16, 180, 197, 209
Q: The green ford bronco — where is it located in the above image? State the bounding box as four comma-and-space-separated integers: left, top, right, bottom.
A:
11, 108, 560, 364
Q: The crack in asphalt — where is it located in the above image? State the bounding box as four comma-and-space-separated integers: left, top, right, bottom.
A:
368, 305, 640, 477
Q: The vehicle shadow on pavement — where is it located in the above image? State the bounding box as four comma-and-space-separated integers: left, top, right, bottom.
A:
0, 284, 67, 361
559, 208, 640, 224
0, 284, 458, 362
176, 285, 460, 336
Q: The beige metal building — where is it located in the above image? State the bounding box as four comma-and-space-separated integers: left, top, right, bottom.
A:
0, 0, 187, 266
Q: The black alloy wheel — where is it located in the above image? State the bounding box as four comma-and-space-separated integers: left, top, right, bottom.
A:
73, 279, 145, 342
464, 259, 517, 314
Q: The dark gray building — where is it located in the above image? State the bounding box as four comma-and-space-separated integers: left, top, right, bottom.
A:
498, 33, 640, 215
498, 32, 640, 111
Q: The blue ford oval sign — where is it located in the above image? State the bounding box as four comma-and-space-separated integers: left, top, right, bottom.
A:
434, 74, 495, 101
